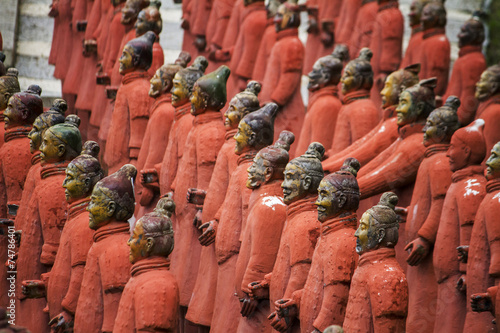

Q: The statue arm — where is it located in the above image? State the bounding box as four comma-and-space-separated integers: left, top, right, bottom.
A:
84, 0, 101, 40
270, 41, 304, 106
283, 262, 310, 299
0, 161, 7, 217
61, 264, 85, 315
377, 12, 404, 74
485, 201, 500, 277
313, 282, 350, 331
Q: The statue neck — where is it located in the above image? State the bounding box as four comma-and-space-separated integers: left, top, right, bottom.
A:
382, 104, 397, 120
276, 28, 298, 41
4, 125, 31, 143
486, 178, 500, 193
451, 164, 484, 183
424, 143, 450, 158
423, 27, 446, 39
193, 110, 222, 125
40, 160, 69, 179
174, 102, 192, 120
411, 24, 423, 36
358, 247, 395, 266
398, 122, 425, 139
31, 151, 42, 165
237, 149, 258, 166
459, 45, 482, 57
321, 211, 357, 236
343, 90, 370, 104
68, 197, 91, 219
131, 256, 170, 277
378, 0, 398, 12
225, 128, 237, 140
93, 220, 130, 243
287, 194, 318, 219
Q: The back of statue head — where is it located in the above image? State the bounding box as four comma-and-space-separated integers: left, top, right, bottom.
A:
192, 65, 231, 112
237, 103, 278, 153
344, 48, 374, 92
126, 31, 156, 70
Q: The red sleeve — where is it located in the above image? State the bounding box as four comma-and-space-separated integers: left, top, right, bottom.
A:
270, 39, 304, 106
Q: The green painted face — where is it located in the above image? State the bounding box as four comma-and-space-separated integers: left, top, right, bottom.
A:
127, 220, 149, 263
87, 187, 113, 230
281, 163, 309, 205
486, 143, 500, 181
234, 121, 254, 155
40, 130, 64, 164
171, 72, 190, 107
315, 179, 342, 222
63, 163, 91, 202
247, 155, 270, 189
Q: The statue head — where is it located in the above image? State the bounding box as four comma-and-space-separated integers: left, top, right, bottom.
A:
355, 192, 399, 255
396, 77, 437, 127
447, 119, 486, 172
28, 98, 66, 154
316, 158, 360, 222
63, 141, 104, 202
128, 195, 175, 263
341, 48, 374, 95
171, 56, 208, 107
408, 0, 431, 27
135, 3, 162, 37
119, 31, 156, 75
475, 65, 500, 102
247, 131, 294, 189
121, 0, 149, 25
40, 115, 82, 164
149, 51, 191, 98
380, 64, 420, 109
274, 2, 301, 32
234, 102, 277, 155
190, 65, 230, 115
486, 142, 500, 181
0, 68, 20, 111
266, 0, 286, 18
88, 164, 137, 230
421, 1, 447, 31
282, 142, 325, 205
4, 84, 43, 130
422, 96, 460, 147
224, 81, 261, 130
458, 17, 485, 48
308, 44, 349, 92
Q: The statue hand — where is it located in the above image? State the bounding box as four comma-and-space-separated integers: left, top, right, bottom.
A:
22, 280, 46, 299
456, 274, 466, 292
198, 220, 217, 246
214, 49, 231, 62
181, 18, 190, 30
471, 293, 492, 313
248, 280, 269, 300
141, 169, 158, 184
307, 18, 319, 34
193, 209, 203, 228
405, 237, 430, 266
320, 30, 334, 47
186, 188, 206, 205
194, 35, 207, 52
394, 206, 407, 222
207, 44, 221, 61
457, 245, 469, 263
275, 298, 298, 323
49, 310, 74, 333
268, 311, 290, 332
240, 295, 258, 317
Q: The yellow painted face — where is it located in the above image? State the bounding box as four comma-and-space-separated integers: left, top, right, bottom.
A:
282, 163, 307, 205
422, 112, 445, 147
149, 68, 163, 98
341, 64, 356, 95
3, 97, 24, 130
380, 73, 400, 109
171, 72, 190, 107
127, 220, 149, 264
354, 212, 377, 254
247, 155, 270, 189
40, 130, 64, 164
119, 45, 135, 75
274, 4, 290, 31
63, 163, 90, 202
395, 91, 416, 127
234, 121, 254, 155
486, 143, 500, 181
0, 83, 11, 110
87, 187, 113, 230
315, 179, 340, 222
190, 84, 206, 115
28, 117, 45, 154
475, 71, 495, 102
224, 97, 245, 130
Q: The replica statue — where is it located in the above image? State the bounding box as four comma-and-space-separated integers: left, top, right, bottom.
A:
419, 1, 450, 97
180, 0, 198, 58
17, 116, 82, 333
47, 141, 104, 332
0, 81, 35, 218
401, 0, 431, 68
113, 196, 180, 332
443, 16, 486, 126
343, 192, 408, 332
0, 68, 20, 149
104, 31, 156, 173
186, 81, 262, 329
349, 0, 378, 60
260, 2, 305, 144
50, 0, 73, 83
330, 48, 379, 154
295, 45, 348, 156
190, 0, 212, 55
274, 158, 360, 332
168, 65, 229, 330
249, 142, 324, 332
73, 164, 136, 332
135, 51, 191, 217
335, 0, 362, 52
209, 103, 277, 332
323, 64, 420, 174
403, 96, 461, 333
433, 120, 487, 333
475, 65, 500, 157
234, 131, 293, 332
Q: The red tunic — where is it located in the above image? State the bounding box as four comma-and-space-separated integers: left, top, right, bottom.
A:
0, 112, 4, 149
261, 28, 304, 143
349, 0, 378, 60
433, 165, 486, 333
104, 71, 153, 173
14, 152, 42, 231
419, 28, 450, 96
74, 221, 132, 333
330, 90, 379, 154
400, 26, 423, 69
185, 129, 239, 326
52, 0, 74, 80
190, 0, 212, 40
234, 181, 286, 333
46, 198, 94, 319
113, 257, 179, 333
475, 96, 500, 159
335, 0, 362, 51
206, 0, 238, 50
405, 144, 452, 333
169, 111, 225, 307
181, 0, 198, 58
251, 19, 276, 83
464, 179, 500, 332
343, 248, 408, 333
443, 46, 486, 126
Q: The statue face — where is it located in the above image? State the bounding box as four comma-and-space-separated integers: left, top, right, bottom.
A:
307, 61, 329, 91
421, 5, 438, 30
134, 11, 148, 36
354, 212, 381, 255
234, 121, 255, 155
475, 71, 498, 102
486, 143, 500, 181
274, 5, 291, 32
315, 179, 344, 222
39, 130, 64, 164
28, 117, 45, 154
282, 163, 309, 205
190, 84, 207, 116
3, 97, 24, 129
341, 64, 357, 95
422, 112, 446, 147
63, 163, 90, 202
380, 73, 400, 109
447, 135, 470, 173
396, 91, 417, 126
224, 97, 245, 130
128, 220, 149, 263
121, 1, 139, 24
0, 85, 10, 110
119, 45, 136, 75
87, 187, 113, 230
247, 155, 270, 189
149, 69, 163, 98
408, 0, 423, 26
171, 72, 190, 107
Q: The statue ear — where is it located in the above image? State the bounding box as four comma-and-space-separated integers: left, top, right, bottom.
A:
463, 145, 472, 160
337, 192, 347, 209
146, 237, 155, 254
248, 131, 257, 146
377, 228, 386, 244
106, 201, 116, 218
491, 81, 499, 95
57, 144, 66, 157
303, 175, 312, 191
264, 166, 273, 182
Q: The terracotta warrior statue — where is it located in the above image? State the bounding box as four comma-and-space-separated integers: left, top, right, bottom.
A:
335, 0, 362, 52
18, 116, 82, 333
234, 131, 293, 332
249, 143, 324, 332
74, 164, 136, 332
349, 0, 378, 60
323, 64, 420, 174
475, 65, 500, 157
0, 68, 20, 149
135, 51, 191, 217
274, 158, 360, 332
344, 192, 408, 332
104, 31, 155, 173
443, 16, 486, 126
47, 141, 104, 332
401, 0, 431, 68
330, 48, 379, 154
295, 45, 348, 156
260, 2, 305, 144
113, 197, 180, 332
433, 120, 487, 333
186, 81, 262, 329
208, 103, 277, 332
